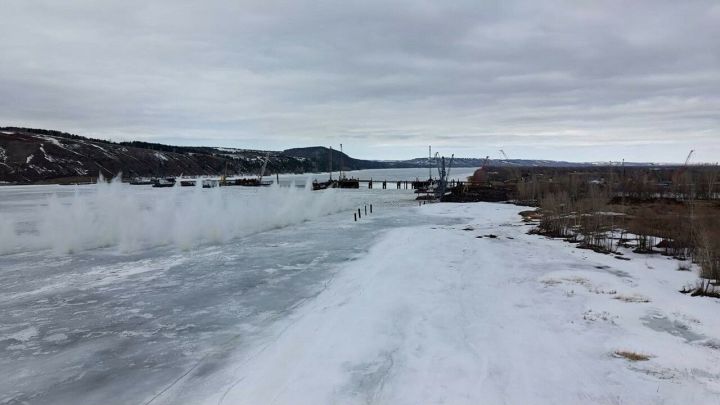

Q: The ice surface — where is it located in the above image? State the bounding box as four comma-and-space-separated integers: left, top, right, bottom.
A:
0, 171, 461, 404
185, 203, 720, 405
2, 171, 719, 404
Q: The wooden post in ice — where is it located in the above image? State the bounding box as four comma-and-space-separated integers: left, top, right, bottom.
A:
370, 204, 373, 213
365, 205, 367, 216
358, 208, 361, 219
354, 212, 357, 221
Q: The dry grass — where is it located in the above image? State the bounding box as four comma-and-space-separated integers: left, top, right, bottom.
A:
613, 294, 651, 303
614, 350, 651, 361
519, 210, 542, 222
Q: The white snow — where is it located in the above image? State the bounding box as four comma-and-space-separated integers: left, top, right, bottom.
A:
27, 164, 50, 174
186, 202, 720, 405
154, 152, 168, 161
82, 141, 116, 158
0, 146, 6, 162
85, 256, 188, 287
6, 326, 39, 343
39, 136, 62, 148
43, 333, 68, 343
39, 144, 55, 162
25, 154, 34, 164
86, 142, 108, 152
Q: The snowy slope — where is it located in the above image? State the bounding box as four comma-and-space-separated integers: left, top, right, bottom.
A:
162, 203, 720, 405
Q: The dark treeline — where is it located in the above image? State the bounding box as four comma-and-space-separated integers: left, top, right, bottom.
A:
1, 126, 258, 156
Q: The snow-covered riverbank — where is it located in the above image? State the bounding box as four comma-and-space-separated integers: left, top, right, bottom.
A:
180, 202, 720, 405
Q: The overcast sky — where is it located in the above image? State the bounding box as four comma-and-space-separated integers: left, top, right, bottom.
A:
1, 0, 718, 162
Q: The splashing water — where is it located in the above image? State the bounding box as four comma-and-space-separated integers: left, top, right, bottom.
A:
0, 177, 352, 254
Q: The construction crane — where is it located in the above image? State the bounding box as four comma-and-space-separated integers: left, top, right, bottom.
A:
339, 144, 344, 180
435, 153, 454, 198
684, 150, 695, 166
499, 149, 521, 181
434, 152, 441, 178
675, 149, 695, 178
671, 149, 695, 199
428, 145, 433, 181
258, 152, 270, 182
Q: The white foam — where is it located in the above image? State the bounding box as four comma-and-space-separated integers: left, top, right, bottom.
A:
1, 175, 352, 254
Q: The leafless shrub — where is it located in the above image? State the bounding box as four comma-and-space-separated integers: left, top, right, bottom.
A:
693, 210, 720, 295
525, 166, 719, 296
613, 294, 651, 303
614, 350, 651, 361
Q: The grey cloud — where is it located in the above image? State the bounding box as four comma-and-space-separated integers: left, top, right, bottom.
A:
0, 0, 718, 162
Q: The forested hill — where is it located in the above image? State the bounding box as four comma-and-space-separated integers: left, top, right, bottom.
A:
0, 127, 658, 184
0, 128, 408, 184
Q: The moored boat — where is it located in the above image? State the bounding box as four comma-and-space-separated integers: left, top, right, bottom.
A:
202, 179, 220, 188
152, 177, 176, 188
336, 178, 359, 188
312, 179, 338, 190
129, 177, 155, 185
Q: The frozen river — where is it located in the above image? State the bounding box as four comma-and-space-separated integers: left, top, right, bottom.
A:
4, 166, 718, 404
0, 169, 473, 405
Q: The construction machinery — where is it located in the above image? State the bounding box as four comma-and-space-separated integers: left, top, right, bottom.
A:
417, 152, 454, 200
224, 152, 273, 187
336, 144, 359, 188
